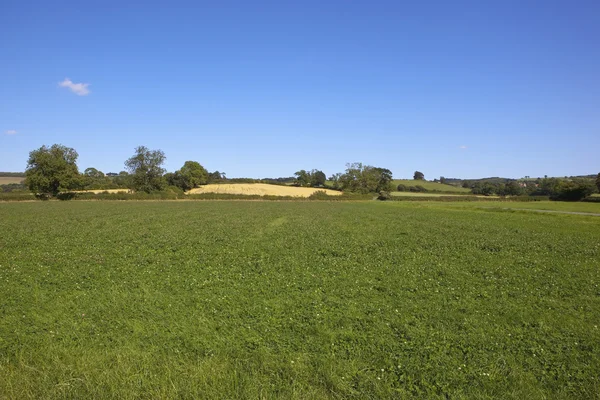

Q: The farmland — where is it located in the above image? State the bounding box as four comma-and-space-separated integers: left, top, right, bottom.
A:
187, 183, 342, 197
391, 179, 470, 193
0, 177, 24, 185
0, 201, 599, 399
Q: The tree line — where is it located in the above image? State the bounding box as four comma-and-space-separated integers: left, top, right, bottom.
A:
16, 143, 600, 201
21, 144, 397, 198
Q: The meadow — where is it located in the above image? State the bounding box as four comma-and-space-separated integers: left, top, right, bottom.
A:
0, 201, 599, 399
391, 180, 471, 193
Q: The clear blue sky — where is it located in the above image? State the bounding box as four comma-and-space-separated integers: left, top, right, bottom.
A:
1, 0, 599, 179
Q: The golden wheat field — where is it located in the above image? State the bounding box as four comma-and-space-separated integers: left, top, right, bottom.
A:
186, 183, 342, 197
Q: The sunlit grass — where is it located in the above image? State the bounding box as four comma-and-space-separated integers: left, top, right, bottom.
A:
0, 201, 598, 398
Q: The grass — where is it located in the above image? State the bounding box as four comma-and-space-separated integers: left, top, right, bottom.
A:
390, 191, 495, 198
452, 200, 600, 214
391, 179, 471, 193
0, 201, 599, 398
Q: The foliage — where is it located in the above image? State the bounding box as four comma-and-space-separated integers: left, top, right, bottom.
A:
339, 163, 393, 194
0, 183, 27, 193
596, 173, 600, 192
124, 146, 167, 193
413, 171, 425, 180
328, 173, 342, 190
168, 161, 209, 191
550, 179, 595, 201
207, 170, 226, 183
294, 169, 326, 187
0, 201, 599, 398
25, 144, 81, 197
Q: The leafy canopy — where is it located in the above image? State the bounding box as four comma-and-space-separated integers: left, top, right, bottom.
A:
124, 146, 166, 193
25, 144, 81, 197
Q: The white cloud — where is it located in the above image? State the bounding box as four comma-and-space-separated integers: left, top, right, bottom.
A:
459, 145, 467, 149
5, 130, 17, 135
58, 78, 90, 96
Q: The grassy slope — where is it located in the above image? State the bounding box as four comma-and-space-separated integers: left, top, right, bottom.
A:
391, 179, 471, 193
0, 201, 599, 398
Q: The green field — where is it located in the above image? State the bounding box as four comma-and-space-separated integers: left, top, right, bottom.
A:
389, 191, 491, 198
1, 201, 599, 398
392, 179, 471, 193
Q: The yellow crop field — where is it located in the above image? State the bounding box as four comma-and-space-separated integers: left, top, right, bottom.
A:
186, 183, 342, 197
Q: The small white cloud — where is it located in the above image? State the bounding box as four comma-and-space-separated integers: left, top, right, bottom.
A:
58, 78, 90, 96
459, 145, 467, 149
5, 130, 17, 135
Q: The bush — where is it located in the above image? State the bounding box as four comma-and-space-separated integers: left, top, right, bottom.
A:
396, 184, 407, 192
377, 191, 391, 201
308, 190, 332, 200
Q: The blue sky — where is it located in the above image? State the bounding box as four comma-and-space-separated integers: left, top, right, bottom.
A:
1, 0, 599, 179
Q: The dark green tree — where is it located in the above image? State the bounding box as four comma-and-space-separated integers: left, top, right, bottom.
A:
339, 163, 393, 193
310, 170, 327, 187
168, 161, 209, 191
294, 170, 311, 187
124, 146, 166, 193
596, 173, 600, 192
25, 144, 81, 197
413, 171, 425, 180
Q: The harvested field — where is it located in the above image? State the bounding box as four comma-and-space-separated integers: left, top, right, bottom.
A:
187, 183, 342, 197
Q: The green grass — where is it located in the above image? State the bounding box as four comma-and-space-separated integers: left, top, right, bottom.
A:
1, 201, 599, 399
390, 191, 493, 198
392, 180, 471, 193
457, 200, 600, 214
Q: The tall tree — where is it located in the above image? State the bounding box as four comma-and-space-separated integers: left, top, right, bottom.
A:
124, 146, 166, 193
25, 144, 81, 197
310, 169, 327, 187
413, 171, 425, 180
596, 173, 600, 192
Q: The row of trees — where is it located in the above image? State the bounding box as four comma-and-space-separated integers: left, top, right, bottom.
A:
463, 176, 597, 200
24, 144, 397, 198
22, 143, 600, 200
24, 144, 220, 197
294, 169, 326, 187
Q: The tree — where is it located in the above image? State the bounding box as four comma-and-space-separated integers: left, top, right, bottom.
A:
83, 167, 108, 189
208, 170, 226, 183
310, 170, 327, 187
552, 179, 595, 201
124, 146, 166, 193
413, 171, 425, 180
596, 173, 600, 192
25, 144, 81, 197
168, 161, 208, 191
503, 181, 522, 196
294, 170, 311, 187
339, 163, 393, 194
328, 173, 342, 190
